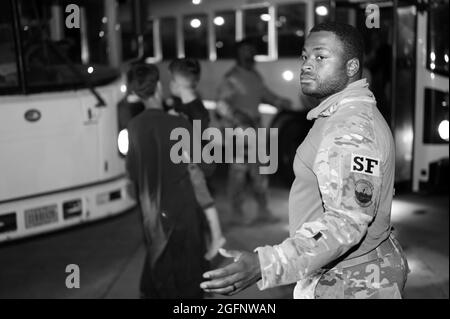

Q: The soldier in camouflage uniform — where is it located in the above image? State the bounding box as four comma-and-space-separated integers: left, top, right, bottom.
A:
200, 22, 409, 299
216, 39, 291, 224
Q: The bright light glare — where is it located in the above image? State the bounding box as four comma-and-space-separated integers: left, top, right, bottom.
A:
120, 84, 127, 93
190, 18, 201, 28
118, 129, 129, 155
445, 54, 449, 63
430, 51, 436, 61
282, 70, 294, 81
260, 14, 271, 22
214, 16, 225, 26
315, 6, 329, 16
430, 62, 436, 70
438, 120, 449, 141
192, 0, 201, 4
87, 66, 94, 74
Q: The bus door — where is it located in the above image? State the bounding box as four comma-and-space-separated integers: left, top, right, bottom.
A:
332, 0, 417, 190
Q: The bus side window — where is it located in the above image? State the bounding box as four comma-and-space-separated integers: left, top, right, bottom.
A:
427, 0, 449, 76
161, 17, 177, 60
143, 19, 155, 59
277, 3, 306, 58
119, 0, 140, 61
183, 14, 208, 59
214, 11, 236, 59
243, 7, 270, 57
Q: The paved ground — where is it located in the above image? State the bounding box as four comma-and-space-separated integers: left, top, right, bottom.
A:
0, 181, 447, 299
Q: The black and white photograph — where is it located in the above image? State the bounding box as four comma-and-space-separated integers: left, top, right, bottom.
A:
0, 0, 448, 305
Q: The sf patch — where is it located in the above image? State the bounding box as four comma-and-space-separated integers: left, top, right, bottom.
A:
350, 154, 380, 177
354, 179, 374, 207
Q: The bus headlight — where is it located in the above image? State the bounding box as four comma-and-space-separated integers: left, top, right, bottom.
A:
118, 129, 129, 155
438, 120, 449, 141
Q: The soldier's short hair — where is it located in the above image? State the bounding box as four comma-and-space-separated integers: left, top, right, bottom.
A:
169, 58, 201, 86
127, 63, 159, 100
310, 22, 364, 67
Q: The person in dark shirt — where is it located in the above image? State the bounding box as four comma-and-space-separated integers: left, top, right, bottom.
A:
125, 62, 209, 298
167, 58, 210, 129
167, 58, 225, 260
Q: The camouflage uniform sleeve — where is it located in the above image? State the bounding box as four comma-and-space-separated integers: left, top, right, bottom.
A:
256, 106, 384, 289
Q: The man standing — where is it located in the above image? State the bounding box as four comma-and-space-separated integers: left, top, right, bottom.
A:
200, 22, 408, 299
216, 39, 292, 224
125, 63, 209, 298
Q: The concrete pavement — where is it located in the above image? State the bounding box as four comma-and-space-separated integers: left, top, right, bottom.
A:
0, 184, 447, 299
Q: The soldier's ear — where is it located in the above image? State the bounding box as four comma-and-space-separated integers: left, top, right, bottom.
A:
346, 58, 360, 77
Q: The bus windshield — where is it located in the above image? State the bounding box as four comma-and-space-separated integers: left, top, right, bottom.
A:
0, 0, 120, 95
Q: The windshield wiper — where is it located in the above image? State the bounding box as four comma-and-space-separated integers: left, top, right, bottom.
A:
45, 41, 107, 107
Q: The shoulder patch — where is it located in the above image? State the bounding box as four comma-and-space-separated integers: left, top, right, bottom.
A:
354, 179, 374, 207
350, 154, 380, 177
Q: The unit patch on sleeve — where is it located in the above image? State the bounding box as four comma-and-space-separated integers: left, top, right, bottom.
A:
354, 179, 374, 207
350, 154, 380, 177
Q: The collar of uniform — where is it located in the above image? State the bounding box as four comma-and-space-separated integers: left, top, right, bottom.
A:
306, 78, 373, 120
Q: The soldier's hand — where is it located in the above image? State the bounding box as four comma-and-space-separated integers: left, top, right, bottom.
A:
200, 248, 261, 296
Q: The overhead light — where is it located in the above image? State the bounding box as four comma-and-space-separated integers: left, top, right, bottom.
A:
120, 84, 127, 93
282, 70, 294, 82
438, 120, 449, 141
190, 18, 201, 28
295, 30, 304, 37
192, 0, 201, 5
87, 66, 94, 74
260, 14, 271, 22
430, 63, 436, 70
315, 6, 329, 16
214, 16, 225, 26
445, 54, 449, 63
430, 51, 436, 61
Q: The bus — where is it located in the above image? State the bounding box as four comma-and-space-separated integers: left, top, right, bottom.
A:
0, 0, 142, 242
141, 0, 448, 190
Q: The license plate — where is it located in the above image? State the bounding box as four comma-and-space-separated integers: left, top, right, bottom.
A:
25, 204, 58, 229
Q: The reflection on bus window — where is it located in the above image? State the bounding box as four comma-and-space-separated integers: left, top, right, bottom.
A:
423, 89, 449, 144
119, 0, 139, 61
143, 20, 154, 58
161, 17, 177, 60
16, 0, 118, 92
277, 3, 306, 57
0, 0, 18, 91
184, 14, 208, 59
427, 0, 449, 75
243, 7, 269, 56
215, 11, 235, 59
